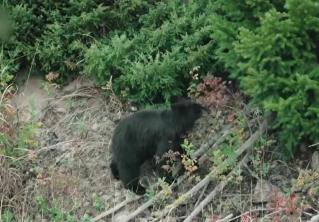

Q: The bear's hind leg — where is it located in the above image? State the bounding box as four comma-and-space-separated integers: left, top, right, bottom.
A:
110, 161, 120, 180
118, 163, 146, 195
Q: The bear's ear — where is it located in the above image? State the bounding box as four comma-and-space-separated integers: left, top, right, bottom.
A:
170, 96, 188, 104
171, 100, 187, 114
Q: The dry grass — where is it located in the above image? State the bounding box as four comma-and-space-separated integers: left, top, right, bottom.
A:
0, 157, 23, 217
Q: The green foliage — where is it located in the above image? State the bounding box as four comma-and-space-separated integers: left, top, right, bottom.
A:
4, 0, 319, 155
1, 209, 15, 222
84, 0, 217, 103
181, 139, 195, 157
210, 131, 241, 175
35, 195, 81, 222
93, 195, 105, 212
145, 188, 157, 200
1, 0, 159, 90
80, 214, 92, 222
232, 0, 319, 154
84, 34, 133, 85
33, 1, 109, 79
0, 54, 17, 89
208, 0, 285, 77
0, 122, 39, 158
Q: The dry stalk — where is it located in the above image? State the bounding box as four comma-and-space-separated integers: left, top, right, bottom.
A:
90, 196, 141, 222
154, 119, 267, 221
0, 157, 23, 217
216, 214, 233, 222
183, 154, 250, 222
183, 119, 268, 222
154, 172, 212, 221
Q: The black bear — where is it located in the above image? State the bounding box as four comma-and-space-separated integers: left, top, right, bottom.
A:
110, 99, 207, 195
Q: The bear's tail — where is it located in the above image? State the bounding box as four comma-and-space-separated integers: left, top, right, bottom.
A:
110, 161, 120, 180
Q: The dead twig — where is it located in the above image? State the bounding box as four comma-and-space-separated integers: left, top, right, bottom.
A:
216, 214, 233, 222
90, 196, 141, 222
155, 172, 212, 220
172, 126, 232, 177
222, 207, 277, 222
183, 119, 268, 222
310, 214, 319, 222
191, 126, 231, 159
183, 154, 250, 222
194, 182, 209, 208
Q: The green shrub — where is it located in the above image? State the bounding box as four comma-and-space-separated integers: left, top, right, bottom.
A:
1, 0, 159, 89
209, 0, 285, 78
1, 4, 35, 90
84, 0, 217, 103
232, 0, 319, 154
84, 0, 285, 104
33, 1, 111, 80
4, 0, 319, 156
0, 55, 17, 89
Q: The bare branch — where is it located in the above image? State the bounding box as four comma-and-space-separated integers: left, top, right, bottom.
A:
183, 154, 250, 222
91, 196, 141, 222
183, 119, 268, 222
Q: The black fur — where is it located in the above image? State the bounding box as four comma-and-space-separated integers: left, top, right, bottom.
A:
110, 99, 206, 195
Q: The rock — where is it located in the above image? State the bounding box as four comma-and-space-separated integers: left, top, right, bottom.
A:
55, 107, 67, 113
114, 211, 130, 222
11, 75, 53, 122
252, 181, 280, 203
91, 123, 99, 131
311, 151, 319, 170
83, 201, 90, 207
62, 76, 95, 93
311, 214, 319, 222
162, 217, 178, 222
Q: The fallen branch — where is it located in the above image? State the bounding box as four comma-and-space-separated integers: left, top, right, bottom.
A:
183, 119, 268, 222
172, 127, 232, 177
183, 154, 250, 222
198, 119, 267, 167
90, 196, 141, 222
155, 119, 267, 221
191, 126, 231, 159
122, 171, 188, 222
12, 140, 77, 162
216, 214, 233, 222
155, 172, 212, 220
194, 182, 209, 207
233, 119, 267, 158
311, 214, 319, 222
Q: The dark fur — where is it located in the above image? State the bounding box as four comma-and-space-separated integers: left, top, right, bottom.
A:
110, 99, 206, 195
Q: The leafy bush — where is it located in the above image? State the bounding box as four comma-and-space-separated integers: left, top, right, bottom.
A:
194, 0, 319, 154
3, 0, 319, 155
232, 0, 319, 154
84, 0, 217, 103
84, 0, 284, 104
0, 4, 35, 90
1, 0, 159, 90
